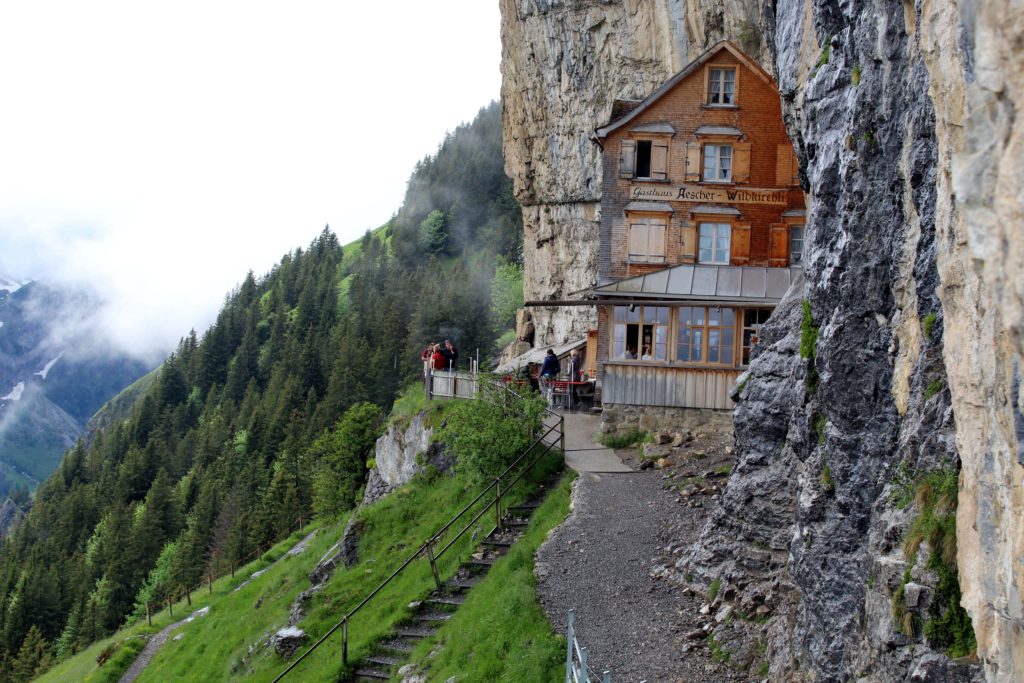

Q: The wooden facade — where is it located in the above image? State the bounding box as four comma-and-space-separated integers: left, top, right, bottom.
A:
591, 41, 805, 411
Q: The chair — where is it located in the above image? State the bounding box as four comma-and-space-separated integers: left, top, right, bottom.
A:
551, 380, 571, 408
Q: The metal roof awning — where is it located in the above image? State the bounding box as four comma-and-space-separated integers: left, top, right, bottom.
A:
590, 264, 802, 304
495, 337, 587, 373
695, 125, 743, 137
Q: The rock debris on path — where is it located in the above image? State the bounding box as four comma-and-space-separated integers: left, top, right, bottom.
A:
536, 413, 743, 683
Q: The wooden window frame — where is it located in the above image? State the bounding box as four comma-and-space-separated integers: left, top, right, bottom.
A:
702, 143, 733, 183
674, 305, 739, 367
741, 308, 772, 366
611, 305, 670, 362
706, 66, 738, 107
697, 222, 732, 265
606, 305, 759, 370
623, 135, 670, 181
626, 213, 668, 264
789, 225, 805, 266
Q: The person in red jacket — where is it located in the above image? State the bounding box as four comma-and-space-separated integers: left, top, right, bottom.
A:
431, 344, 446, 371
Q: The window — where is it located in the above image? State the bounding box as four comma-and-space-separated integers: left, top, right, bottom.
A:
619, 138, 669, 180
676, 306, 736, 365
703, 144, 732, 182
708, 68, 736, 105
698, 223, 731, 264
628, 216, 667, 263
742, 309, 772, 365
789, 226, 805, 265
613, 306, 669, 360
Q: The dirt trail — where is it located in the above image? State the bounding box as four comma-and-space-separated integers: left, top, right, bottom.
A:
119, 529, 318, 683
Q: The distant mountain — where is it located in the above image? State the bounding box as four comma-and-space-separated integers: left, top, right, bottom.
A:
0, 279, 154, 495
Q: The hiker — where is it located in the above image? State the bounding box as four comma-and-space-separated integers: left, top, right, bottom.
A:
539, 349, 560, 378
431, 344, 446, 371
566, 348, 582, 382
420, 344, 434, 381
442, 338, 458, 369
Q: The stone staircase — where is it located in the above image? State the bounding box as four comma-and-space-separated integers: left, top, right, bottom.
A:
351, 500, 547, 681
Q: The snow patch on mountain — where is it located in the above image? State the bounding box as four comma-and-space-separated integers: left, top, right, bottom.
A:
2, 383, 26, 401
0, 276, 31, 295
34, 352, 64, 380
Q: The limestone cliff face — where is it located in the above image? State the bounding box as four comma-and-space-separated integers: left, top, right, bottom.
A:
501, 0, 1023, 681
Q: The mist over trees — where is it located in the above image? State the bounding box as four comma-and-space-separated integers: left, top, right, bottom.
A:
0, 100, 524, 679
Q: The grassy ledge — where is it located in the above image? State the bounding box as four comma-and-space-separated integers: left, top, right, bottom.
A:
405, 471, 576, 682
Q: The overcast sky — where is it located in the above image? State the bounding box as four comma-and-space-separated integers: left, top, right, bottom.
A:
0, 1, 502, 361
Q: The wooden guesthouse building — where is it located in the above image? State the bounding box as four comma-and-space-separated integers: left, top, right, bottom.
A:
590, 41, 805, 412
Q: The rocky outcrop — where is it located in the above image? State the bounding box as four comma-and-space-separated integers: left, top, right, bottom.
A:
501, 0, 1023, 680
919, 2, 1024, 678
373, 412, 450, 491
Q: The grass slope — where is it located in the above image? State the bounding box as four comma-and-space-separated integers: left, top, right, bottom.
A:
35, 522, 330, 683
408, 471, 575, 682
40, 450, 566, 683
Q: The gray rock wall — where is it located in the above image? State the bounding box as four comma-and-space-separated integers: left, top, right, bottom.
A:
500, 0, 1023, 680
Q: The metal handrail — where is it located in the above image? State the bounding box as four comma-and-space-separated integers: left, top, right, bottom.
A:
273, 388, 564, 682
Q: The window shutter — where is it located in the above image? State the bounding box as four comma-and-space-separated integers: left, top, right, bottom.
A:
731, 223, 751, 265
776, 144, 792, 186
680, 221, 697, 262
649, 220, 666, 260
628, 221, 647, 260
651, 140, 669, 180
619, 139, 636, 178
768, 223, 789, 267
791, 150, 801, 186
684, 142, 701, 182
733, 142, 752, 183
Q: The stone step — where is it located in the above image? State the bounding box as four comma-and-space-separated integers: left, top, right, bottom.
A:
376, 638, 415, 654
446, 574, 484, 590
354, 667, 390, 680
413, 610, 453, 623
395, 626, 436, 639
427, 594, 466, 607
365, 653, 403, 667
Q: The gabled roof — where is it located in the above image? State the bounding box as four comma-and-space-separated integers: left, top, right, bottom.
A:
594, 41, 777, 140
593, 263, 800, 304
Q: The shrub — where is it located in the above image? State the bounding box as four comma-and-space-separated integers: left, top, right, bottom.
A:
435, 382, 547, 482
922, 312, 937, 340
599, 428, 645, 449
800, 300, 819, 360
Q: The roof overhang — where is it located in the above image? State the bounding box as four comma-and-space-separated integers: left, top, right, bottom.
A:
591, 264, 802, 304
495, 337, 587, 373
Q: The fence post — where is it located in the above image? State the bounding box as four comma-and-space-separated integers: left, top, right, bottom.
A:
146, 602, 152, 627
603, 671, 611, 683
580, 647, 588, 683
560, 414, 566, 455
230, 561, 235, 578
426, 367, 433, 401
342, 617, 348, 665
565, 609, 575, 683
208, 573, 213, 595
167, 595, 173, 617
424, 540, 442, 590
495, 478, 503, 532
299, 515, 304, 530
184, 586, 191, 606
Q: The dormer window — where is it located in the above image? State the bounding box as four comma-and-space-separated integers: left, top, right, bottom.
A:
708, 67, 736, 105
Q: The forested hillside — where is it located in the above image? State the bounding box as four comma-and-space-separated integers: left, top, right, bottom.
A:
0, 101, 523, 681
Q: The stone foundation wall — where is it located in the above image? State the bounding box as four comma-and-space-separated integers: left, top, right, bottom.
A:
600, 403, 733, 435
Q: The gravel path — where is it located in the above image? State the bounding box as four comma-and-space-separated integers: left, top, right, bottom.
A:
536, 467, 744, 683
